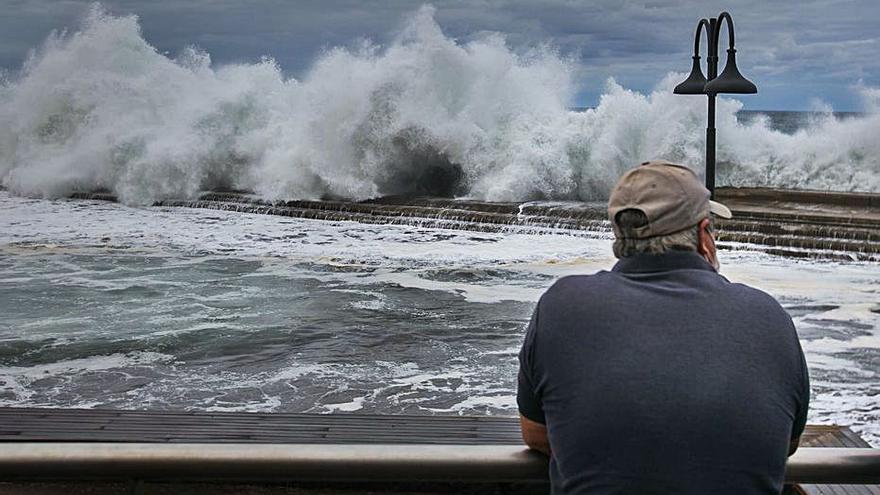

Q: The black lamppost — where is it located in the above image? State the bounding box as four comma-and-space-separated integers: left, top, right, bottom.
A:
674, 12, 757, 198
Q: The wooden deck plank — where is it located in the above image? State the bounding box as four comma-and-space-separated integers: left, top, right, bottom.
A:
0, 407, 869, 447
802, 433, 858, 495
839, 428, 874, 448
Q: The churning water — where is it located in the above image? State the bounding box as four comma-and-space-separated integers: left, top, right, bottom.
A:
1, 5, 879, 205
1, 192, 879, 446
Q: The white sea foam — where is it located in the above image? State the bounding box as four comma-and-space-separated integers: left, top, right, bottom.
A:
0, 351, 174, 405
1, 5, 879, 205
0, 351, 172, 379
423, 394, 517, 414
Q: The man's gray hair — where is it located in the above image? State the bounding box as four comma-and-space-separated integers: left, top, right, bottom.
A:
612, 209, 705, 258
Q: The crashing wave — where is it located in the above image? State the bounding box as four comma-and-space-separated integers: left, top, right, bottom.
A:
1, 4, 878, 205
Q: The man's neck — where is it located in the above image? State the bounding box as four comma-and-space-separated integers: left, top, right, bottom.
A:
612, 250, 716, 274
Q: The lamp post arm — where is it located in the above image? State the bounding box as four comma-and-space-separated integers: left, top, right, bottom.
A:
714, 12, 736, 50
693, 18, 711, 56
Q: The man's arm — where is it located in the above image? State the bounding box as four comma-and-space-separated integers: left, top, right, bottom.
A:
520, 414, 551, 456
788, 437, 800, 457
517, 301, 550, 456
788, 325, 810, 457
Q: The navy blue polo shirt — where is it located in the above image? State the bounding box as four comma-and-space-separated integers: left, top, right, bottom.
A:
518, 251, 809, 495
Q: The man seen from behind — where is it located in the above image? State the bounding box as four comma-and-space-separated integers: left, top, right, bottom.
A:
517, 160, 810, 494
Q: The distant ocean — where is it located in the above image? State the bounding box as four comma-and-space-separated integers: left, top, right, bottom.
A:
736, 110, 865, 134
569, 108, 866, 135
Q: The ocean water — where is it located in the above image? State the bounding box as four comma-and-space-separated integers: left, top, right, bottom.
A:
736, 110, 865, 135
1, 191, 878, 445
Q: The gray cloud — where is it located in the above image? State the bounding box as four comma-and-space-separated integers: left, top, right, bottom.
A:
1, 0, 878, 110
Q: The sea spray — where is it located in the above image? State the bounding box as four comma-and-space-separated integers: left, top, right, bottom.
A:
1, 4, 878, 205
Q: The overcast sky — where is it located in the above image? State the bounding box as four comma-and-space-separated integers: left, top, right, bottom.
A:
2, 0, 879, 111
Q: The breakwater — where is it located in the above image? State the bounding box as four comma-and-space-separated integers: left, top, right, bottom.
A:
65, 188, 880, 261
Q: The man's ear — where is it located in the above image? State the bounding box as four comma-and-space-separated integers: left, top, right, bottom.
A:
697, 218, 713, 257
697, 217, 719, 270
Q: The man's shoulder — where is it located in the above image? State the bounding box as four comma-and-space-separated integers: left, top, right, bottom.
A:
726, 281, 789, 312
717, 281, 797, 336
540, 272, 616, 303
548, 271, 615, 290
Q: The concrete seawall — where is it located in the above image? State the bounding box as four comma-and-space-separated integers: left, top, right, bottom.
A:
64, 187, 880, 261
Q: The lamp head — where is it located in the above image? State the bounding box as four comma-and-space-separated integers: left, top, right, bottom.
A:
703, 48, 757, 94
673, 56, 708, 95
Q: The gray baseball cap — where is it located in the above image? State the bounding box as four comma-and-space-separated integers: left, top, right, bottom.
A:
607, 160, 732, 239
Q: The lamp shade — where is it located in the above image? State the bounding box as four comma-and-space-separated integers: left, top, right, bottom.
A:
703, 49, 757, 94
673, 56, 708, 94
